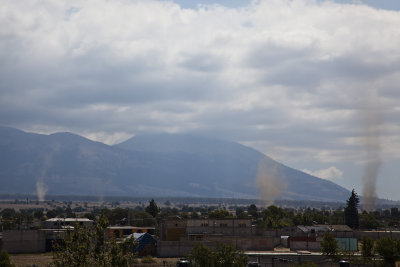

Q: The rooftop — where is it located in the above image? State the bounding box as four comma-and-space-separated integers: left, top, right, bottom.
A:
45, 218, 93, 222
107, 226, 155, 229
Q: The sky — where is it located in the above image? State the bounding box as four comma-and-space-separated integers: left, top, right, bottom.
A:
1, 0, 400, 201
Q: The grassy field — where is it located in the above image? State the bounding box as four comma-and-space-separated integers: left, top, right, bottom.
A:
10, 253, 181, 267
10, 253, 54, 267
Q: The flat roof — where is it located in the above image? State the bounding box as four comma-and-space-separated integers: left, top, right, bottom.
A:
245, 251, 323, 256
46, 218, 93, 222
107, 226, 155, 229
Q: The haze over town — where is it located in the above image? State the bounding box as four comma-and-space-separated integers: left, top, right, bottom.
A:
1, 0, 400, 200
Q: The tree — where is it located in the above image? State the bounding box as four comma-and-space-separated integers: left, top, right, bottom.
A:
53, 220, 92, 266
213, 243, 248, 267
107, 207, 128, 225
391, 207, 400, 218
247, 204, 258, 218
359, 211, 381, 229
83, 212, 96, 221
320, 232, 339, 260
0, 251, 15, 267
46, 209, 58, 219
145, 199, 160, 218
189, 243, 248, 267
52, 213, 136, 267
374, 237, 400, 266
261, 205, 292, 229
208, 209, 230, 219
189, 243, 215, 267
33, 210, 45, 220
1, 208, 16, 219
360, 236, 374, 261
344, 189, 359, 229
128, 210, 156, 227
235, 207, 246, 218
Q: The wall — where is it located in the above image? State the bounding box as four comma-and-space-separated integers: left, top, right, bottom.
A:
186, 219, 252, 228
289, 237, 321, 251
159, 219, 187, 241
336, 237, 357, 251
247, 253, 338, 267
158, 236, 281, 257
355, 230, 400, 240
2, 230, 46, 253
158, 241, 217, 257
204, 236, 280, 251
41, 219, 93, 229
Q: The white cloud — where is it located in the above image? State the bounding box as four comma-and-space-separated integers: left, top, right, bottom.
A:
1, 0, 400, 167
303, 166, 344, 181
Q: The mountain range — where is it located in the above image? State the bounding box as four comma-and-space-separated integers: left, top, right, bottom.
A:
0, 126, 351, 202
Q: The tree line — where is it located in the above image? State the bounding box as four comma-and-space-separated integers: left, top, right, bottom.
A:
2, 197, 400, 230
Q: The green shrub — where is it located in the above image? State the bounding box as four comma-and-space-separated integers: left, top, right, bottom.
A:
141, 255, 156, 263
0, 251, 16, 267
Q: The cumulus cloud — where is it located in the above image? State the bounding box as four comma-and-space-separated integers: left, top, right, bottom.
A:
0, 0, 400, 170
302, 166, 344, 181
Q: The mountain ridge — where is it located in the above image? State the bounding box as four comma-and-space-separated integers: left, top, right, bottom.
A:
0, 125, 351, 201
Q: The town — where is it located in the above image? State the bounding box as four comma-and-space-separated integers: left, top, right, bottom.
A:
1, 192, 400, 266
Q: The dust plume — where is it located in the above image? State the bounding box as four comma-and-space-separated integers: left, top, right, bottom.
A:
256, 157, 287, 205
36, 146, 58, 201
360, 89, 383, 211
36, 180, 48, 202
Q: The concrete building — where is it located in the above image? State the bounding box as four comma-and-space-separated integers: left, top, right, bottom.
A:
158, 218, 282, 257
159, 218, 255, 241
41, 218, 94, 229
1, 230, 46, 253
0, 218, 94, 253
355, 230, 400, 240
157, 219, 359, 257
289, 225, 356, 252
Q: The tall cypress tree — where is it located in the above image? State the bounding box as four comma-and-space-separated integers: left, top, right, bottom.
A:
145, 199, 160, 218
345, 189, 360, 229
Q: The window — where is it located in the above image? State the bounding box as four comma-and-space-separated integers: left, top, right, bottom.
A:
113, 230, 120, 238
123, 229, 132, 235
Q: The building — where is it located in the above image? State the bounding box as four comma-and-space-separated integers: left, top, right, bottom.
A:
158, 218, 360, 257
0, 230, 46, 253
160, 218, 254, 241
107, 226, 155, 239
41, 218, 94, 229
158, 218, 282, 257
130, 232, 157, 257
289, 225, 356, 251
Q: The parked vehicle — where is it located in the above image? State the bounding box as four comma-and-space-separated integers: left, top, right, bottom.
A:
176, 258, 191, 267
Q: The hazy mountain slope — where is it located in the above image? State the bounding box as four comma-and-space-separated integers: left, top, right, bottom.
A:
0, 126, 351, 201
115, 133, 351, 201
0, 126, 135, 195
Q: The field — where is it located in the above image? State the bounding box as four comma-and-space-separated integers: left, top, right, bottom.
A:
10, 253, 53, 267
10, 254, 181, 267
